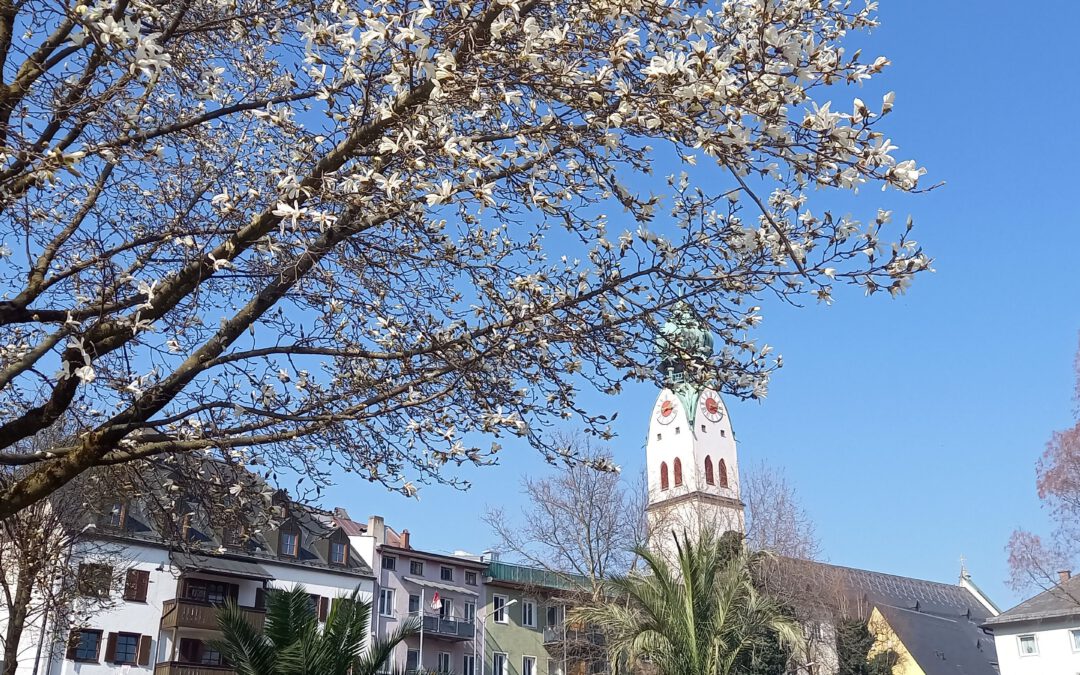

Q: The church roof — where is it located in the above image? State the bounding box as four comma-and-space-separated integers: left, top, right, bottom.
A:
765, 559, 999, 674
983, 575, 1080, 626
876, 603, 999, 675
808, 560, 997, 621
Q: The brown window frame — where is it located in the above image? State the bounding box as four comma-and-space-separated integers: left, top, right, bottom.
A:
660, 462, 669, 490
68, 628, 103, 663
279, 528, 301, 558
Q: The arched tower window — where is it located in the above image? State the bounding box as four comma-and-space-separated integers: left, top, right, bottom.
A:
660, 462, 669, 491
704, 456, 714, 485
673, 457, 683, 487
718, 459, 728, 488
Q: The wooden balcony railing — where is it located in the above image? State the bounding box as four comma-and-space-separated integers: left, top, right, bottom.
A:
160, 599, 265, 632
154, 662, 234, 675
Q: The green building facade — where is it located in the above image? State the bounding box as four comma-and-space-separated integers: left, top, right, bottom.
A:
481, 561, 589, 675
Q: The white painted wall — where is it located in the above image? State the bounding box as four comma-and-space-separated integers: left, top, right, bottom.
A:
992, 619, 1080, 675
645, 387, 744, 558
0, 538, 373, 675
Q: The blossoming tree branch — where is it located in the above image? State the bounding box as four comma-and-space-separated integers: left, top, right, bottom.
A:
0, 0, 932, 517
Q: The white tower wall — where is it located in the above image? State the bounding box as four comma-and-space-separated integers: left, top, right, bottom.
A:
645, 387, 745, 560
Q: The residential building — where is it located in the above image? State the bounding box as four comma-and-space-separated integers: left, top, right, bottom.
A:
346, 514, 487, 675
482, 560, 600, 675
983, 571, 1080, 675
1, 491, 374, 675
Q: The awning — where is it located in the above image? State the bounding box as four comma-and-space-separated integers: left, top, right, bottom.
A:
171, 552, 273, 581
402, 575, 478, 596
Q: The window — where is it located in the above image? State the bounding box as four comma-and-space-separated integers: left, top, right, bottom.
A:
660, 462, 669, 490
280, 529, 300, 557
410, 560, 424, 575
123, 569, 150, 602
523, 656, 536, 675
522, 599, 536, 627
179, 638, 222, 666
546, 605, 561, 627
438, 652, 451, 673
464, 601, 476, 623
77, 563, 112, 598
1018, 634, 1038, 656
382, 555, 397, 571
493, 652, 508, 675
704, 456, 714, 485
718, 458, 728, 488
440, 598, 454, 619
107, 502, 127, 528
1072, 628, 1080, 652
673, 457, 683, 486
440, 566, 454, 582
69, 629, 102, 662
182, 579, 238, 605
379, 588, 395, 616
222, 526, 243, 548
330, 541, 349, 565
112, 633, 139, 664
493, 595, 508, 623
465, 570, 478, 585
406, 649, 420, 672
409, 594, 421, 614
463, 654, 476, 675
549, 659, 562, 675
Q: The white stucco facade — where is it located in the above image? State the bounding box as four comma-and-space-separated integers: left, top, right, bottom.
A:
991, 618, 1080, 675
2, 536, 373, 675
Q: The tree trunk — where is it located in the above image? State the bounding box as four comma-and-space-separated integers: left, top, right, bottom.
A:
3, 561, 40, 675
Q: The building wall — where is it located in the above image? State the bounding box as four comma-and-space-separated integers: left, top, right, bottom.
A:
867, 608, 925, 675
992, 619, 1080, 675
482, 586, 554, 675
0, 537, 373, 675
372, 548, 485, 674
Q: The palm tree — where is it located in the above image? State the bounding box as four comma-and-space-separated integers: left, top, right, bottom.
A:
214, 584, 419, 675
573, 532, 803, 675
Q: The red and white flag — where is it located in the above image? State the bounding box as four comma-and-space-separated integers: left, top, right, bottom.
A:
430, 591, 442, 611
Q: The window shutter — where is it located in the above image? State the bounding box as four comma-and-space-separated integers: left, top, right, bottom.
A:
255, 588, 266, 610
318, 596, 329, 622
124, 569, 138, 600
136, 635, 152, 666
104, 633, 117, 663
65, 630, 79, 660
137, 570, 150, 602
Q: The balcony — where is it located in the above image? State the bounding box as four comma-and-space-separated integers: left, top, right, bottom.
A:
543, 626, 605, 649
161, 599, 265, 632
154, 663, 234, 675
419, 613, 475, 641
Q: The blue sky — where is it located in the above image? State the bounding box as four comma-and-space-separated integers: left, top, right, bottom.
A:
323, 2, 1080, 609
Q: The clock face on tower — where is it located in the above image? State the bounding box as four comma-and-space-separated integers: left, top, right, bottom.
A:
655, 393, 677, 425
700, 393, 724, 422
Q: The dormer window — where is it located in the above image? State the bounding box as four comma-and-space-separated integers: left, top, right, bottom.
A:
280, 529, 300, 558
107, 502, 127, 529
222, 525, 243, 548
330, 541, 348, 565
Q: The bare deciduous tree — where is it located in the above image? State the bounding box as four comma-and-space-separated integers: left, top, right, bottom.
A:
742, 460, 821, 561
483, 435, 645, 592
0, 479, 126, 675
0, 0, 931, 517
1008, 337, 1080, 600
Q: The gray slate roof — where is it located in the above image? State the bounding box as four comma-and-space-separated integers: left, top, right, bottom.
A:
983, 576, 1080, 626
877, 603, 998, 675
800, 561, 999, 675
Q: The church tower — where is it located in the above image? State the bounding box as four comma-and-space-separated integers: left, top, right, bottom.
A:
646, 303, 744, 560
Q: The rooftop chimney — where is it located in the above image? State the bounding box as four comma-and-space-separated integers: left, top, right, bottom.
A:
401, 529, 411, 549
333, 507, 350, 520
1059, 570, 1072, 584
367, 515, 385, 544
